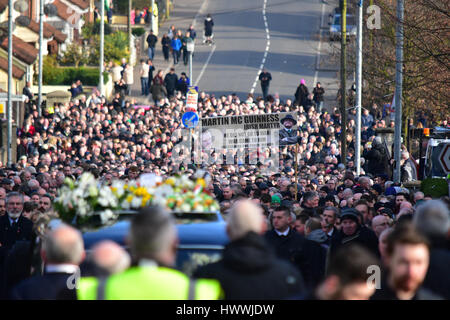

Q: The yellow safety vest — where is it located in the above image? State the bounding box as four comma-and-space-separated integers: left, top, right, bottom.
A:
77, 266, 223, 300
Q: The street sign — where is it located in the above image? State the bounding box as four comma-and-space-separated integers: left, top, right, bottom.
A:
182, 111, 199, 129
438, 143, 450, 173
186, 86, 198, 111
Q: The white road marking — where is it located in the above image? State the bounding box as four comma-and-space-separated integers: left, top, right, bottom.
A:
194, 44, 216, 86
250, 0, 271, 94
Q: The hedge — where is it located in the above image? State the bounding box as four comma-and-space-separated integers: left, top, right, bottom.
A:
43, 66, 109, 86
132, 27, 146, 37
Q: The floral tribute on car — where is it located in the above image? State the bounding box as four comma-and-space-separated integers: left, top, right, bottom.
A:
53, 171, 220, 227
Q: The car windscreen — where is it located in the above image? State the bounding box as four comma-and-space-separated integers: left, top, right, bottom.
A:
175, 246, 223, 277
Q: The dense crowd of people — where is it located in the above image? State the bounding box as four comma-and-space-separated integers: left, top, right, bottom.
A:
2, 17, 449, 300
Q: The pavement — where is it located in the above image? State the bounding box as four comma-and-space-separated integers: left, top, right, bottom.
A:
127, 0, 343, 111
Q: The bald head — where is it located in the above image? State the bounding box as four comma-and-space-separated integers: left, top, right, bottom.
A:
91, 241, 130, 275
400, 201, 413, 210
42, 225, 85, 265
372, 215, 390, 238
227, 199, 266, 241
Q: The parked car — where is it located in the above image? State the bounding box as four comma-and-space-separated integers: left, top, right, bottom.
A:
79, 211, 229, 276
329, 8, 357, 41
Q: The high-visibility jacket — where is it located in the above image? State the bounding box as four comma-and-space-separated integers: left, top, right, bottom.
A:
77, 266, 223, 300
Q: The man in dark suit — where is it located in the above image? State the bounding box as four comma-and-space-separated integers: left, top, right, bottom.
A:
0, 192, 33, 250
10, 224, 85, 300
265, 206, 326, 290
0, 192, 33, 298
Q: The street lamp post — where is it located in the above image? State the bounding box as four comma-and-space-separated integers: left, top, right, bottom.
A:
340, 0, 347, 166
187, 40, 195, 85
355, 0, 363, 176
7, 0, 13, 166
37, 0, 44, 116
393, 0, 404, 183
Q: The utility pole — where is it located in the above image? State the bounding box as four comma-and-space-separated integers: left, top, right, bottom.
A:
340, 0, 347, 166
393, 0, 404, 183
7, 0, 13, 166
128, 0, 132, 53
37, 0, 43, 116
355, 0, 363, 176
99, 0, 104, 96
151, 0, 155, 31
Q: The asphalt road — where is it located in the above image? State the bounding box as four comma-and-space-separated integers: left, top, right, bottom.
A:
134, 0, 341, 111
190, 0, 340, 110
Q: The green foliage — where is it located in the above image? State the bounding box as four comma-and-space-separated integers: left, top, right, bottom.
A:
43, 64, 109, 86
132, 27, 146, 37
81, 21, 94, 39
421, 178, 449, 198
82, 20, 112, 37
60, 43, 89, 67
89, 31, 130, 65
43, 55, 65, 85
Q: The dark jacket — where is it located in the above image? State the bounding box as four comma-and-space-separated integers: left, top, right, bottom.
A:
312, 86, 325, 102
364, 144, 389, 176
259, 72, 272, 87
194, 232, 306, 299
0, 215, 33, 251
306, 229, 329, 249
10, 272, 77, 300
161, 35, 171, 48
151, 76, 167, 101
1, 240, 33, 298
146, 34, 158, 48
422, 237, 450, 299
204, 18, 214, 36
294, 84, 309, 106
330, 225, 380, 258
264, 228, 326, 290
22, 87, 33, 100
164, 73, 178, 91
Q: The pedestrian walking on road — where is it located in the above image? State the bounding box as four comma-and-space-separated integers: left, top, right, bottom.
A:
312, 82, 325, 112
294, 79, 309, 107
146, 30, 158, 61
151, 70, 167, 103
168, 25, 176, 40
259, 69, 272, 101
177, 72, 190, 96
161, 34, 171, 61
187, 24, 197, 41
204, 14, 214, 44
139, 59, 150, 96
182, 32, 193, 66
171, 36, 182, 65
123, 64, 134, 96
164, 68, 178, 98
147, 59, 155, 94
